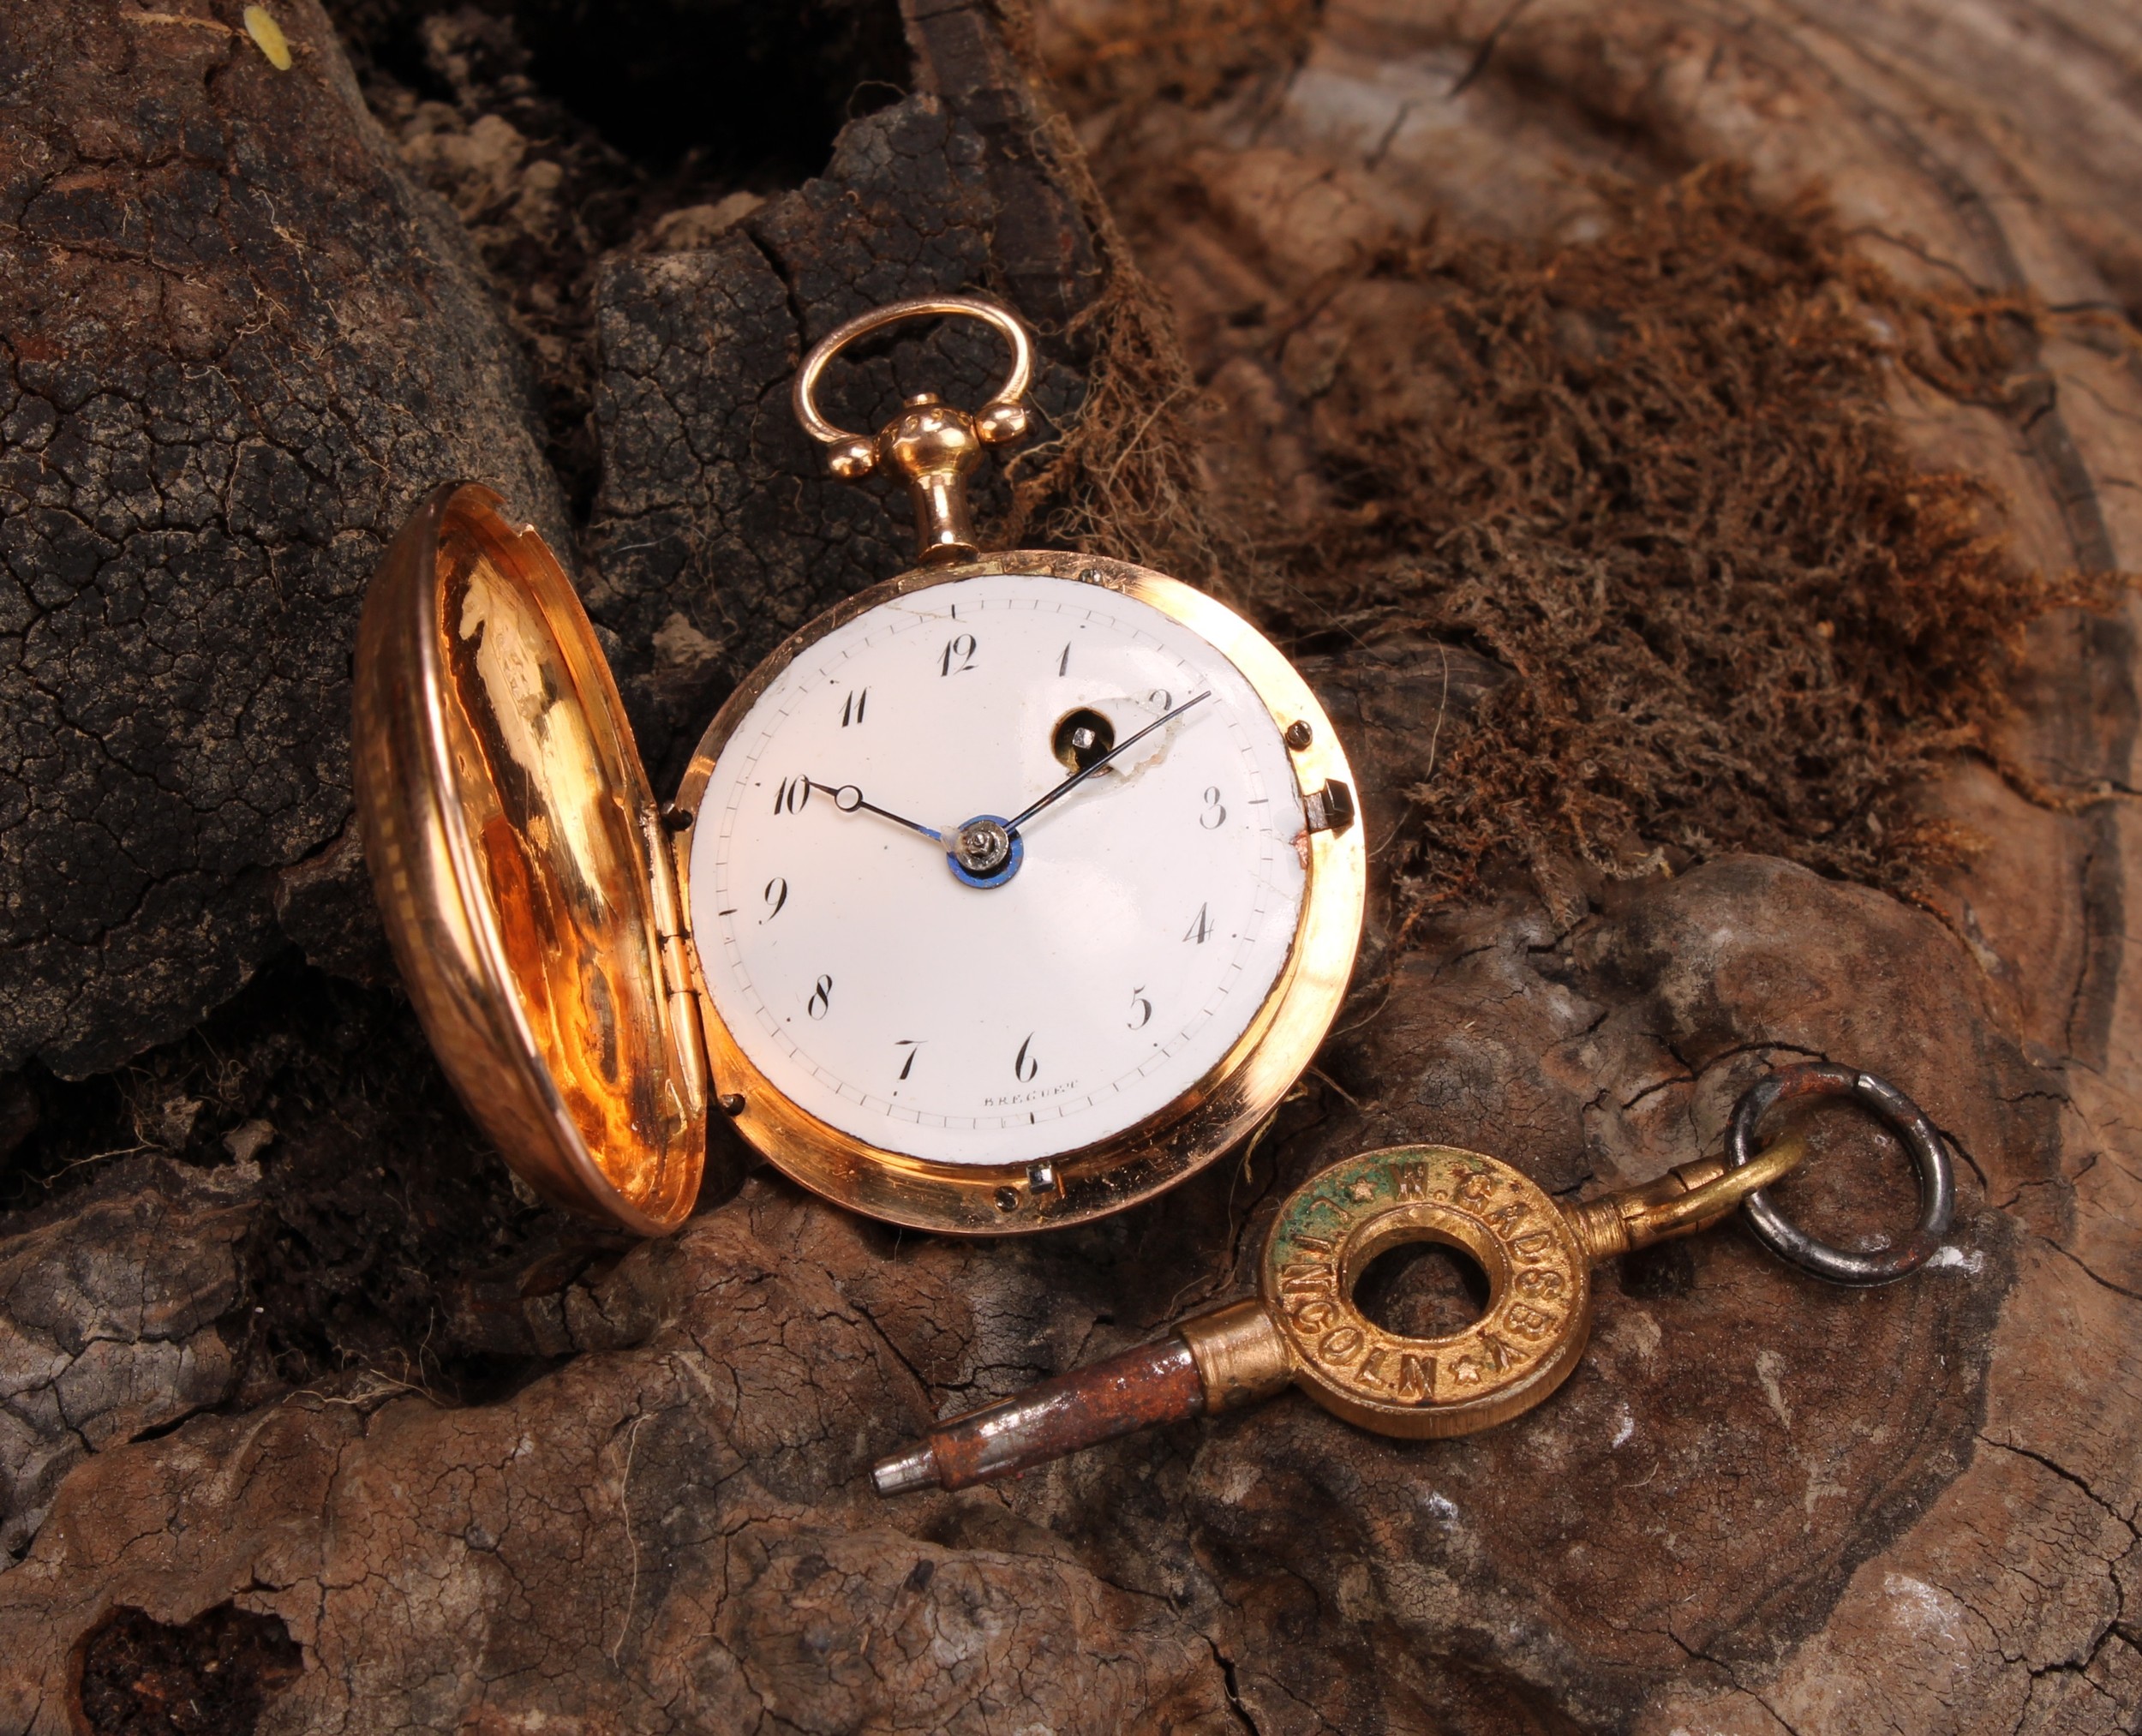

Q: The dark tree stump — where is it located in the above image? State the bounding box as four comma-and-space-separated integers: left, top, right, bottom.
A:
0, 0, 562, 1075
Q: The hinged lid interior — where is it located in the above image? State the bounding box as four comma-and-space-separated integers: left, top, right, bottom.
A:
353, 482, 705, 1235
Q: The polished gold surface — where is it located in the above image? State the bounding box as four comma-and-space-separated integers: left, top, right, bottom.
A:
353, 483, 705, 1235
673, 547, 1368, 1236
1259, 1146, 1594, 1439
791, 296, 1036, 565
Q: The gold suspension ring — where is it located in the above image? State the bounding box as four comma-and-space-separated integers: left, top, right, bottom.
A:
791, 295, 1036, 480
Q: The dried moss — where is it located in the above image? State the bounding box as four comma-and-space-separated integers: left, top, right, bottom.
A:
1050, 120, 2089, 905
1258, 169, 2085, 902
991, 2, 1236, 591
1032, 0, 1318, 113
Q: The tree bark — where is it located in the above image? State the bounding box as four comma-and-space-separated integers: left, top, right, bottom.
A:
2, 1, 2139, 1733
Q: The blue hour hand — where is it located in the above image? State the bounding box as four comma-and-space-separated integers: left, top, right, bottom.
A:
813, 781, 943, 844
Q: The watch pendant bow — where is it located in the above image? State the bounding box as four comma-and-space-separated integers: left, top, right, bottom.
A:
353, 296, 1367, 1236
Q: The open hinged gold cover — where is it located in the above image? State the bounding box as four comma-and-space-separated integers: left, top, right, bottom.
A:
353, 482, 707, 1235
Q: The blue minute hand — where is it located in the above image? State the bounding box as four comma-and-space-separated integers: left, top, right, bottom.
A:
1002, 691, 1212, 837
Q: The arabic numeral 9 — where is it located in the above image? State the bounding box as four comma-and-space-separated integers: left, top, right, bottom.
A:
807, 975, 833, 1020
763, 876, 787, 919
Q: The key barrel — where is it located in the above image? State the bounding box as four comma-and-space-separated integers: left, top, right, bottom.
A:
872, 1336, 1206, 1494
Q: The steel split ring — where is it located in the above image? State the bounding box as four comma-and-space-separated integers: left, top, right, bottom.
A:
1726, 1062, 1956, 1285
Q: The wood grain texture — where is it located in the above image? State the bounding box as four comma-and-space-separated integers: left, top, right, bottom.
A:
0, 1, 2137, 1732
1046, 0, 2142, 1727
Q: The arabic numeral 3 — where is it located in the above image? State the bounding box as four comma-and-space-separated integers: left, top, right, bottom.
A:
773, 775, 811, 815
807, 975, 833, 1020
1200, 786, 1226, 829
1014, 1033, 1038, 1082
940, 632, 978, 677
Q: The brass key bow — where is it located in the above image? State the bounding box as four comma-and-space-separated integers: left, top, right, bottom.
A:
872, 1063, 1956, 1494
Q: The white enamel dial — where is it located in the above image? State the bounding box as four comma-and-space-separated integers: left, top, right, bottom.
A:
689, 571, 1310, 1166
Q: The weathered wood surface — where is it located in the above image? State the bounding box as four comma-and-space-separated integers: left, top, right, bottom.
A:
0, 1, 2139, 1733
0, 0, 563, 1076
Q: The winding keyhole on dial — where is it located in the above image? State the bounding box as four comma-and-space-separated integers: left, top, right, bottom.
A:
1351, 1236, 1493, 1341
1051, 707, 1116, 771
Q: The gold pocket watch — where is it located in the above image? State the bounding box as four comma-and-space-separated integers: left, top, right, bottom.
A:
354, 297, 1365, 1236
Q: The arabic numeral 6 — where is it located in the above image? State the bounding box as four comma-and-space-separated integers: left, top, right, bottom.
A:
1014, 1033, 1038, 1082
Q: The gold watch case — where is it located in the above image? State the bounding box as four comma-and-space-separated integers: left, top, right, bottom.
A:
354, 481, 1365, 1237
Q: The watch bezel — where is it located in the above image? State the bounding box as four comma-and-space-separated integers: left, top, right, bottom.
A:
671, 548, 1366, 1234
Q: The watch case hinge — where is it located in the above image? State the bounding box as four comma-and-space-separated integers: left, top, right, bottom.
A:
640, 803, 709, 1108
1302, 779, 1355, 835
658, 932, 702, 998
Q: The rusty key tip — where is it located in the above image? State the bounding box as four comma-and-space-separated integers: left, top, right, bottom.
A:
871, 1442, 940, 1496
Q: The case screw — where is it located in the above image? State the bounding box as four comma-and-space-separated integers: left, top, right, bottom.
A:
993, 1186, 1020, 1212
717, 1093, 745, 1116
1285, 720, 1313, 751
661, 805, 693, 832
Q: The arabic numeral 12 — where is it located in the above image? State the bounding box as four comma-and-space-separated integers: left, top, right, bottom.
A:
940, 632, 978, 677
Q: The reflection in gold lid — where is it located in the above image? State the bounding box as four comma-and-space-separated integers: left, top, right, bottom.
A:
354, 483, 705, 1234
